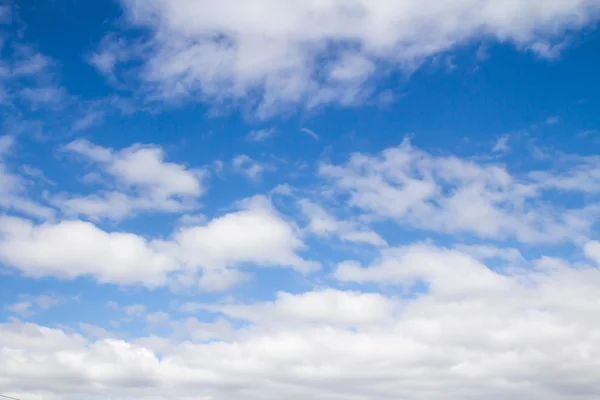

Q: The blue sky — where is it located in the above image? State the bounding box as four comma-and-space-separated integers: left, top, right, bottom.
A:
2, 1, 600, 399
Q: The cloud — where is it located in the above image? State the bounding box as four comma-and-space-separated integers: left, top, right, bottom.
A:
4, 243, 600, 399
0, 135, 55, 220
232, 154, 269, 181
492, 135, 510, 153
0, 29, 67, 111
334, 243, 513, 298
89, 0, 600, 116
301, 127, 320, 141
55, 139, 207, 220
298, 199, 387, 247
158, 195, 319, 278
71, 110, 106, 132
183, 288, 398, 328
319, 138, 595, 243
5, 294, 63, 316
19, 86, 69, 109
0, 216, 177, 286
528, 153, 600, 194
246, 128, 276, 142
0, 196, 317, 290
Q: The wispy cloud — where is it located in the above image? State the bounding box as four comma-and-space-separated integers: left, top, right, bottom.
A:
301, 127, 320, 141
246, 128, 276, 142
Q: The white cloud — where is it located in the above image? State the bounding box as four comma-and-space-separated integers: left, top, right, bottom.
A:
246, 128, 276, 142
184, 289, 398, 328
320, 138, 595, 243
158, 195, 319, 277
4, 244, 600, 399
56, 139, 207, 220
584, 240, 600, 264
298, 199, 387, 247
71, 109, 106, 132
492, 135, 510, 153
301, 127, 320, 141
0, 196, 317, 290
0, 136, 55, 220
92, 0, 600, 115
334, 243, 513, 298
5, 294, 63, 316
529, 153, 600, 193
232, 154, 269, 181
0, 216, 177, 287
19, 86, 68, 109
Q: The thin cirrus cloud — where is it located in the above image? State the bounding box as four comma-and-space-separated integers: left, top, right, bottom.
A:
86, 0, 600, 116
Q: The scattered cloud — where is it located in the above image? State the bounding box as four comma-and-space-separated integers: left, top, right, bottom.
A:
298, 199, 387, 247
232, 154, 269, 181
320, 138, 595, 243
301, 127, 320, 141
55, 139, 207, 220
492, 135, 510, 153
246, 128, 276, 142
0, 135, 55, 220
5, 294, 62, 316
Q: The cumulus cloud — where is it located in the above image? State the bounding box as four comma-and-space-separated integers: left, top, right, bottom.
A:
55, 139, 207, 220
298, 199, 387, 247
183, 288, 398, 328
3, 243, 600, 399
0, 196, 317, 290
158, 195, 319, 276
319, 138, 596, 243
88, 0, 600, 115
0, 215, 177, 286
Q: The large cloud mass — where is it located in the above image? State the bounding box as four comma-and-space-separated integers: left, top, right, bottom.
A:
89, 0, 600, 115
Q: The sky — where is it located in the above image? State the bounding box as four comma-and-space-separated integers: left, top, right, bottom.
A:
2, 0, 600, 399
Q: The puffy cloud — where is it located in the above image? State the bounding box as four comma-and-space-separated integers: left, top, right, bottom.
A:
0, 216, 176, 286
298, 199, 387, 247
55, 139, 207, 220
334, 243, 514, 298
0, 196, 316, 290
92, 0, 600, 115
3, 244, 600, 399
159, 196, 319, 276
319, 138, 595, 243
183, 288, 398, 327
584, 240, 600, 263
